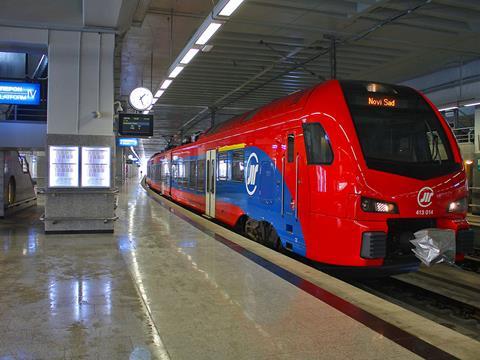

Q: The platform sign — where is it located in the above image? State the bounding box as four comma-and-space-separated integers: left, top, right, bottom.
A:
81, 147, 111, 188
118, 138, 138, 147
49, 146, 79, 188
0, 81, 40, 105
118, 113, 153, 137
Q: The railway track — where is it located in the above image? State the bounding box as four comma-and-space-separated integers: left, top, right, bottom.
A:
350, 264, 480, 341
459, 255, 480, 273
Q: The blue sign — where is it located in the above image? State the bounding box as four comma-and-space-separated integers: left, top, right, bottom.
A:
0, 81, 41, 105
118, 138, 138, 147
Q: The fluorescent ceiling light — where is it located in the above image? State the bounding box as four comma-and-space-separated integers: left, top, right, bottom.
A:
464, 101, 480, 107
438, 106, 458, 112
160, 79, 173, 89
180, 49, 199, 64
142, 110, 149, 114
154, 90, 164, 98
147, 105, 153, 110
152, 97, 159, 104
196, 22, 222, 45
219, 0, 245, 16
169, 66, 185, 78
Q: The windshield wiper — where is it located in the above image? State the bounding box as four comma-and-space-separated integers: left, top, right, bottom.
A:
424, 120, 442, 164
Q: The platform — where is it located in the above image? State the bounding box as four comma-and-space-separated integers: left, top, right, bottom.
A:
1, 181, 479, 359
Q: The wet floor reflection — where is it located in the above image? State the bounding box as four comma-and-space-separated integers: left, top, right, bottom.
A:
0, 201, 163, 359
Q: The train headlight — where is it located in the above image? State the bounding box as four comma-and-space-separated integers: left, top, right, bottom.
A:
447, 197, 467, 213
361, 197, 398, 214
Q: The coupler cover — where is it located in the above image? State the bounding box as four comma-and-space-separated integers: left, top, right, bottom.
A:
410, 228, 455, 266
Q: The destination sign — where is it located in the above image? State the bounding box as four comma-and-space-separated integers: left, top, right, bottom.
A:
0, 81, 41, 105
368, 97, 396, 107
118, 113, 153, 137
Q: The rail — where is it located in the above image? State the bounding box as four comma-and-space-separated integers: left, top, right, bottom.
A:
5, 196, 37, 209
451, 126, 474, 144
40, 214, 119, 224
468, 187, 480, 211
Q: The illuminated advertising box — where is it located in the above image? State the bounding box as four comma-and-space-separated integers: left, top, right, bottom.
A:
0, 81, 41, 105
81, 147, 111, 188
49, 146, 79, 188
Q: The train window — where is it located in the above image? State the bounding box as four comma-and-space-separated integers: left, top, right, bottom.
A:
189, 160, 197, 189
303, 123, 333, 165
172, 163, 178, 182
197, 160, 205, 192
159, 163, 163, 181
180, 160, 188, 186
232, 150, 244, 181
287, 134, 295, 162
217, 152, 230, 181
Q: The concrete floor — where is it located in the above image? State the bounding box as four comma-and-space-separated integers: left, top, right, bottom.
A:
0, 181, 422, 359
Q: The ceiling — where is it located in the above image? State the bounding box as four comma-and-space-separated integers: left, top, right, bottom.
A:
119, 0, 480, 158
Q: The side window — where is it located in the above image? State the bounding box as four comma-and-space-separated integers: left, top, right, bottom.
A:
232, 150, 244, 182
172, 162, 178, 181
287, 134, 295, 162
217, 152, 229, 181
303, 123, 333, 165
197, 160, 205, 192
159, 164, 163, 181
189, 160, 197, 189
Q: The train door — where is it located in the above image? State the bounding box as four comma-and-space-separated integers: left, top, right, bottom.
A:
166, 153, 172, 196
282, 131, 301, 234
205, 149, 216, 217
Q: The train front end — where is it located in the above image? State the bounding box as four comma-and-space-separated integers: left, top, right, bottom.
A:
304, 81, 474, 272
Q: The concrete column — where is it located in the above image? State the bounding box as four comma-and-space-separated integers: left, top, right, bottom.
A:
0, 152, 4, 218
115, 145, 125, 184
36, 152, 46, 190
45, 31, 116, 233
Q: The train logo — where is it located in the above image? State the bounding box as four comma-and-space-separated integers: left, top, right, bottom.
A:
417, 187, 434, 207
245, 152, 259, 196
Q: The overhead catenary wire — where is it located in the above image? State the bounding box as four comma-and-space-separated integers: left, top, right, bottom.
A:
181, 0, 434, 133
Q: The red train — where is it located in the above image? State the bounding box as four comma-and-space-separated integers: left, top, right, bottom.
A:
147, 80, 474, 273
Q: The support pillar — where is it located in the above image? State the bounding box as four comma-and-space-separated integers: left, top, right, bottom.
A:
115, 146, 125, 185
45, 31, 116, 233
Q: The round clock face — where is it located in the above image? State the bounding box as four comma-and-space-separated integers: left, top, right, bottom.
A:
129, 87, 153, 111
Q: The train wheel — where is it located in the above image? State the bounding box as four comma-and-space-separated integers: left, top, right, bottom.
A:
265, 223, 281, 250
6, 177, 16, 206
244, 217, 281, 250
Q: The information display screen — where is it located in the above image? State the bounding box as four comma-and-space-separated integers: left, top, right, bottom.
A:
49, 146, 79, 188
118, 113, 153, 137
81, 147, 111, 188
0, 81, 41, 105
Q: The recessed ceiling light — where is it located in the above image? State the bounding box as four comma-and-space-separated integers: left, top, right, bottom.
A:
196, 22, 222, 45
219, 0, 245, 16
464, 101, 480, 107
438, 106, 458, 112
180, 48, 200, 64
169, 66, 184, 78
160, 79, 172, 89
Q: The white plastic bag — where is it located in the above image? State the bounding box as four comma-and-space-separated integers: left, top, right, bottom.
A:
410, 228, 456, 266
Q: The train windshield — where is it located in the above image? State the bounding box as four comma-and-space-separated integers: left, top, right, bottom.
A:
341, 81, 460, 180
